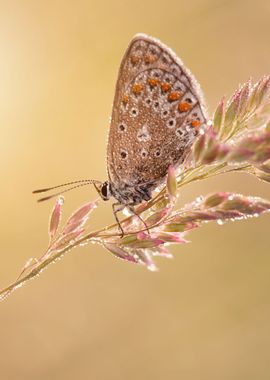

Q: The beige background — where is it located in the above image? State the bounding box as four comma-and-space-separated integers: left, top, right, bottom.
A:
0, 1, 270, 379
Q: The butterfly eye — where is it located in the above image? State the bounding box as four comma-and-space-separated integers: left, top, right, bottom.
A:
100, 181, 111, 200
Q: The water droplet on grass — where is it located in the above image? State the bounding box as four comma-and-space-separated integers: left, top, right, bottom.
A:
217, 219, 224, 225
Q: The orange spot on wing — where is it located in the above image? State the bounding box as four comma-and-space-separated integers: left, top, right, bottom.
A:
161, 83, 171, 92
130, 55, 140, 65
122, 95, 129, 104
168, 91, 182, 102
132, 83, 143, 95
178, 102, 192, 112
144, 55, 156, 64
148, 78, 160, 87
191, 120, 201, 128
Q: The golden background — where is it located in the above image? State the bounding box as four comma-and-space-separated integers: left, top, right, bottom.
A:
1, 1, 270, 379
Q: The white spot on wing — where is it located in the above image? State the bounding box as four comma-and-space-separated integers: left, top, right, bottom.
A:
137, 125, 151, 142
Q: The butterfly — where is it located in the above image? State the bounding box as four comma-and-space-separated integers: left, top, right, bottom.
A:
34, 34, 208, 234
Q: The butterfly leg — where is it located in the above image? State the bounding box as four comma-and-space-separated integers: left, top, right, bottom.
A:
112, 203, 125, 237
112, 202, 150, 237
127, 204, 150, 235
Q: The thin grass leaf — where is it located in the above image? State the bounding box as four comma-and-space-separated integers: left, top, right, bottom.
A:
238, 80, 251, 119
63, 200, 98, 234
52, 229, 85, 251
213, 96, 225, 134
193, 132, 206, 162
145, 207, 172, 227
252, 76, 270, 110
163, 222, 198, 232
166, 165, 177, 201
103, 243, 139, 264
49, 197, 64, 243
132, 231, 164, 248
133, 249, 158, 271
220, 89, 241, 140
151, 196, 171, 212
154, 232, 187, 244
151, 246, 173, 259
256, 159, 270, 173
229, 131, 270, 164
255, 170, 270, 183
198, 127, 229, 164
16, 257, 38, 281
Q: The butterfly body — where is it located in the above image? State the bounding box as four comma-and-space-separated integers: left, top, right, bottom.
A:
111, 181, 153, 204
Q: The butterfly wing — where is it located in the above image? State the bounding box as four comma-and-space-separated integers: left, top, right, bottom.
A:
107, 34, 208, 189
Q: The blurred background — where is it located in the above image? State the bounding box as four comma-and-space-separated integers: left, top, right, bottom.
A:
0, 1, 270, 379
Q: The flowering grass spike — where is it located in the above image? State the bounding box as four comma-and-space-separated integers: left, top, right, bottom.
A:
0, 76, 270, 301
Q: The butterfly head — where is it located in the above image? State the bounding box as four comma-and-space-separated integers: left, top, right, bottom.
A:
95, 181, 112, 201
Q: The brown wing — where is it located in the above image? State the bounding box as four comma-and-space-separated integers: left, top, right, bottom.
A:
107, 34, 208, 188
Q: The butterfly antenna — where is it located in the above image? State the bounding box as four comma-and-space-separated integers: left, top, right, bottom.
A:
33, 179, 102, 194
33, 180, 102, 202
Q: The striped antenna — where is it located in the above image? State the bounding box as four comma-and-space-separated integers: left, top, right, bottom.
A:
33, 179, 102, 202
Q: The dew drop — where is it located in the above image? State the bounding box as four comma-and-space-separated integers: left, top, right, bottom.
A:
154, 184, 164, 193
175, 166, 182, 177
199, 128, 205, 135
217, 219, 224, 225
123, 207, 132, 216
147, 263, 158, 272
196, 196, 204, 203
